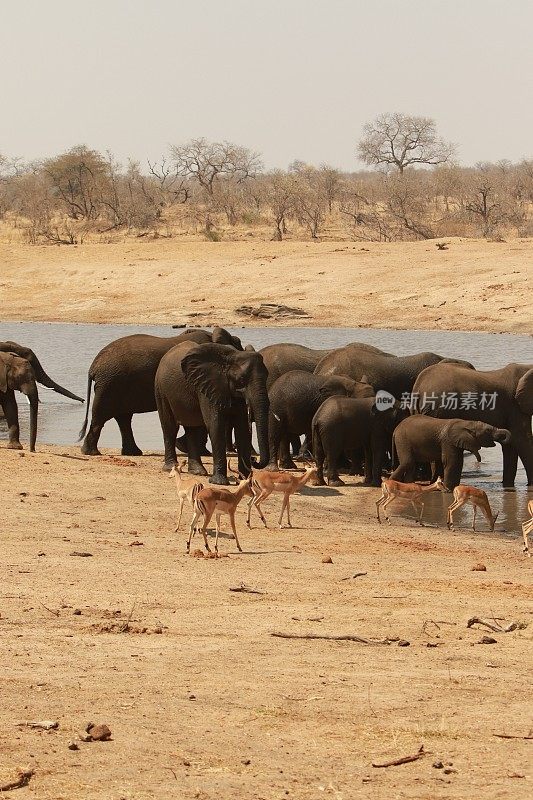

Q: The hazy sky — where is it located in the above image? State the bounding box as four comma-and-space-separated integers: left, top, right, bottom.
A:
2, 0, 532, 170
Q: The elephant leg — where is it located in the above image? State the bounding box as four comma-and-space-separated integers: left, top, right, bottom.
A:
176, 428, 211, 456
225, 422, 236, 453
208, 412, 230, 485
290, 435, 302, 458
370, 445, 384, 487
233, 408, 253, 478
312, 427, 326, 486
279, 434, 297, 470
2, 393, 22, 450
267, 413, 281, 470
431, 460, 444, 482
515, 436, 533, 487
502, 444, 519, 487
81, 391, 111, 456
185, 427, 209, 477
326, 443, 344, 486
390, 458, 412, 481
443, 451, 463, 490
299, 430, 313, 459
116, 414, 143, 456
160, 409, 179, 472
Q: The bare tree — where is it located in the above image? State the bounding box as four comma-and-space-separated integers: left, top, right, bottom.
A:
385, 172, 436, 239
357, 113, 454, 174
170, 138, 262, 196
290, 163, 329, 240
262, 170, 297, 240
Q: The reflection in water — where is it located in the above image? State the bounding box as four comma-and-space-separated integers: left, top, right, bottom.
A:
1, 321, 532, 536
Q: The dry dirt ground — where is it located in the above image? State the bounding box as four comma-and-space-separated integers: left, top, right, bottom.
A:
1, 445, 532, 799
0, 237, 531, 333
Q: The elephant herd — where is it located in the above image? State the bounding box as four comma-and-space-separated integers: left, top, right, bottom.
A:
1, 331, 532, 499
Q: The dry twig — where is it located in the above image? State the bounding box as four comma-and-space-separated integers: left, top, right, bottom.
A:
0, 768, 35, 792
38, 601, 60, 618
270, 631, 397, 645
372, 745, 427, 768
229, 584, 264, 595
467, 617, 525, 633
341, 572, 368, 581
493, 732, 533, 741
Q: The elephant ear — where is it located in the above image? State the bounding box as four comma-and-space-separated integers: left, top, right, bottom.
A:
515, 368, 533, 415
0, 356, 8, 392
447, 422, 480, 453
211, 327, 244, 351
181, 345, 233, 408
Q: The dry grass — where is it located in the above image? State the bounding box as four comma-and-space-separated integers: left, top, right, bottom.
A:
1, 445, 532, 799
0, 236, 531, 332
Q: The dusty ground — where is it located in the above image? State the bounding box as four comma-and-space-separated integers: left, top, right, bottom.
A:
0, 237, 531, 333
1, 445, 532, 799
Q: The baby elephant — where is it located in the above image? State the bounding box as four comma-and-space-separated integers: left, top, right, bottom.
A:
391, 417, 511, 489
312, 396, 405, 486
268, 370, 374, 469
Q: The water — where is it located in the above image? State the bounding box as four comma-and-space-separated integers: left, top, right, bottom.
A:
1, 321, 532, 534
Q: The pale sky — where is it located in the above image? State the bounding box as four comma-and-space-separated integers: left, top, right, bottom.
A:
2, 0, 532, 170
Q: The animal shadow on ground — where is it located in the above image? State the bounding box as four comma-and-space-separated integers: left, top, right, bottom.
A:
300, 486, 341, 497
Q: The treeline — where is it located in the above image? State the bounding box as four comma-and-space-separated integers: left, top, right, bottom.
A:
1, 138, 532, 245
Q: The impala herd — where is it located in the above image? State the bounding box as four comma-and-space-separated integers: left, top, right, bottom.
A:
171, 458, 532, 558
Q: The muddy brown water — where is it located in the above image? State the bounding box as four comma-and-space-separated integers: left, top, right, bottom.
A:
1, 321, 532, 536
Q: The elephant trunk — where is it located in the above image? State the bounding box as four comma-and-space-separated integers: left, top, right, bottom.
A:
247, 379, 270, 468
22, 383, 39, 452
494, 428, 512, 445
32, 358, 84, 403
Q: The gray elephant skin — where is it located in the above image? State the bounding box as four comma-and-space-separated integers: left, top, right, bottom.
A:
392, 416, 511, 489
0, 341, 83, 403
79, 327, 243, 456
155, 342, 270, 484
268, 370, 375, 469
0, 352, 39, 452
413, 362, 533, 487
312, 396, 405, 486
260, 343, 334, 389
314, 343, 474, 396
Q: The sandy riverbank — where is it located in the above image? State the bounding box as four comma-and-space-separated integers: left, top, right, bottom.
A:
1, 445, 532, 799
1, 238, 531, 333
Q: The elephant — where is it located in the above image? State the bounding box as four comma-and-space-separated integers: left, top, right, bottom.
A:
259, 343, 336, 389
155, 342, 270, 484
413, 362, 533, 487
0, 352, 39, 452
267, 370, 375, 469
0, 341, 83, 402
391, 416, 512, 489
312, 396, 406, 486
79, 327, 243, 456
314, 343, 474, 398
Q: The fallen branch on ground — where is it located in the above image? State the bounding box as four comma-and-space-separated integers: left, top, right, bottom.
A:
270, 631, 397, 645
15, 720, 58, 731
0, 768, 35, 791
467, 617, 526, 633
341, 572, 368, 581
38, 601, 60, 617
229, 584, 264, 595
372, 745, 427, 768
493, 732, 533, 740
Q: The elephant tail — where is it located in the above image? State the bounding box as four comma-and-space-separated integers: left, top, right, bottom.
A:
312, 418, 324, 467
77, 375, 93, 441
391, 434, 399, 470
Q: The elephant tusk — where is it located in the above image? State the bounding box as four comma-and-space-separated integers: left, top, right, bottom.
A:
273, 412, 281, 421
